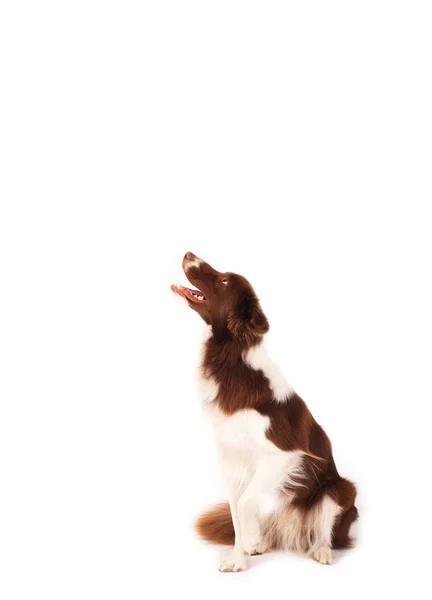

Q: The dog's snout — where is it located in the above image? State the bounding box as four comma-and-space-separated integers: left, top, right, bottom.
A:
182, 251, 203, 271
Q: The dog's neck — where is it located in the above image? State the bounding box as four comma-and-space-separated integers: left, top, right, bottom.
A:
204, 320, 264, 350
199, 324, 294, 411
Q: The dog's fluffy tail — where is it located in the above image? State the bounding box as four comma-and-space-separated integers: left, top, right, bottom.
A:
195, 503, 234, 545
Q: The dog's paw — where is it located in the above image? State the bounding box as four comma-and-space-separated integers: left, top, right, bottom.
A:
219, 552, 247, 573
243, 537, 267, 555
310, 546, 333, 565
248, 539, 268, 555
241, 518, 263, 556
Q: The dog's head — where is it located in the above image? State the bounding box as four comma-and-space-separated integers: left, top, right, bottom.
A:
171, 252, 269, 344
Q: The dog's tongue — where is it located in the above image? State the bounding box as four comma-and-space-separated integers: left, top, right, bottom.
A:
171, 284, 206, 301
171, 284, 192, 293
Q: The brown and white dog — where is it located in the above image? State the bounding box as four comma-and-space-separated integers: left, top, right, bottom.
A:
172, 252, 358, 572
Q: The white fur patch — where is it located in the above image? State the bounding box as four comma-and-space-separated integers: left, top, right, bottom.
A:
185, 256, 203, 270
243, 342, 294, 402
198, 375, 219, 404
204, 403, 273, 451
200, 324, 213, 345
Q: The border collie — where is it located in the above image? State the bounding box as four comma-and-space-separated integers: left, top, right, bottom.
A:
172, 252, 358, 572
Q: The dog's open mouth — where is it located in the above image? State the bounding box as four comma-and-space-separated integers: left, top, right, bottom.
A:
171, 284, 206, 303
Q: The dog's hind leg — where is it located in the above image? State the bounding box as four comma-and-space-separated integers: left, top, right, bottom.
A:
305, 476, 358, 564
307, 495, 342, 565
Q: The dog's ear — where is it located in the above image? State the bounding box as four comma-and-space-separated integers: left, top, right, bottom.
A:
227, 296, 269, 343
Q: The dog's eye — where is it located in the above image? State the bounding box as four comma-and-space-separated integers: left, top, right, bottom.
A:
222, 278, 228, 285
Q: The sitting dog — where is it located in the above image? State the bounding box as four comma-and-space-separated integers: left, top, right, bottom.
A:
172, 252, 358, 572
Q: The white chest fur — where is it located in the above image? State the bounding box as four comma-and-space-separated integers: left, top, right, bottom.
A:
203, 403, 275, 454
204, 403, 305, 505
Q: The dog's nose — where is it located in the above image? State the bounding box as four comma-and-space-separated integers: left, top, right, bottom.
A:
183, 251, 203, 271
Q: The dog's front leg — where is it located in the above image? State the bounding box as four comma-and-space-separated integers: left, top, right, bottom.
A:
237, 457, 284, 555
218, 455, 253, 572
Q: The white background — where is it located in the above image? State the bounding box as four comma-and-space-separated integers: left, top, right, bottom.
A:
1, 2, 431, 599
